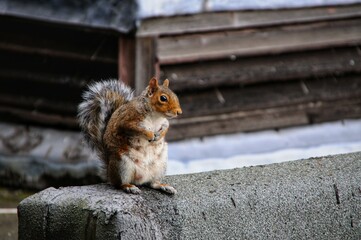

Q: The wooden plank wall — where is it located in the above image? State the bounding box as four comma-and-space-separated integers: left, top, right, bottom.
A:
137, 4, 361, 140
0, 15, 119, 128
1, 5, 361, 142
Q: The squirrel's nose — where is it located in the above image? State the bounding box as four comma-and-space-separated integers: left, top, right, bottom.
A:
177, 109, 182, 116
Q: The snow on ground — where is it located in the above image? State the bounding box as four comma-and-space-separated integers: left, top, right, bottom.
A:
167, 119, 361, 175
1, 119, 360, 177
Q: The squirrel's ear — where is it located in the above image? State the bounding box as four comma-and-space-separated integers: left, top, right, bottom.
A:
148, 77, 159, 96
163, 79, 169, 87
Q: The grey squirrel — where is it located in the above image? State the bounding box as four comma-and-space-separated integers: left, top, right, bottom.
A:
78, 77, 182, 194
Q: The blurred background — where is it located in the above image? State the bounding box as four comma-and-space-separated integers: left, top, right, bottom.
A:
1, 0, 361, 238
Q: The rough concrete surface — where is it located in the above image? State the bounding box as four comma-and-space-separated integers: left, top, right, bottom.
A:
18, 152, 361, 239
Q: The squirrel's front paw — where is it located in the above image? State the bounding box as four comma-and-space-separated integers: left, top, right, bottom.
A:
153, 132, 161, 141
148, 132, 161, 142
152, 125, 167, 142
145, 131, 156, 142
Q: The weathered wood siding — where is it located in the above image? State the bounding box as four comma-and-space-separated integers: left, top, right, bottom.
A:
0, 15, 119, 128
1, 4, 361, 141
136, 4, 361, 140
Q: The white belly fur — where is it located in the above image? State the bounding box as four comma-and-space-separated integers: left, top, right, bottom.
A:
123, 113, 169, 185
142, 112, 169, 133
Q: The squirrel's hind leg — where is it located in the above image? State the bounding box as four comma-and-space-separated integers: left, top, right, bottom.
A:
150, 181, 177, 195
108, 154, 141, 194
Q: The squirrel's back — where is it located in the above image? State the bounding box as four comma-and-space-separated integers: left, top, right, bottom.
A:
77, 80, 133, 156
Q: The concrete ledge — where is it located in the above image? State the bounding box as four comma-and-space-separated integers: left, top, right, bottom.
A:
18, 152, 361, 239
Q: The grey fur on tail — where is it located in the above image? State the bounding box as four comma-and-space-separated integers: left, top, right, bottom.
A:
78, 80, 134, 163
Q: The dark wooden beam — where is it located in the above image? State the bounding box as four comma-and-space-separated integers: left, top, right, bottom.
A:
0, 106, 78, 129
118, 36, 136, 88
0, 94, 76, 115
135, 37, 158, 94
162, 46, 361, 91
176, 75, 361, 118
157, 18, 361, 64
0, 15, 118, 64
1, 73, 361, 140
138, 4, 361, 37
168, 98, 361, 141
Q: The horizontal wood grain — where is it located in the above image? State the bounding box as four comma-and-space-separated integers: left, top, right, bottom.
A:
162, 46, 361, 91
0, 106, 77, 129
138, 4, 361, 36
168, 98, 361, 140
0, 15, 118, 64
157, 19, 361, 64
1, 74, 360, 139
176, 75, 361, 118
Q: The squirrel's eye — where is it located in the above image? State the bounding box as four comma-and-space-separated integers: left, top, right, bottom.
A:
160, 95, 168, 102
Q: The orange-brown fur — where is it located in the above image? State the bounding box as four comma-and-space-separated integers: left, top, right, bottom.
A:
99, 77, 181, 194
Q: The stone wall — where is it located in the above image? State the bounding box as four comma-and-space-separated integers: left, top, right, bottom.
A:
18, 152, 361, 239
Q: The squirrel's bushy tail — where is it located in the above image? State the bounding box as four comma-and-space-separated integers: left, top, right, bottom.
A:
78, 80, 133, 160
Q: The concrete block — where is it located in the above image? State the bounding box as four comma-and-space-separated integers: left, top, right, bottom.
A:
18, 152, 361, 239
